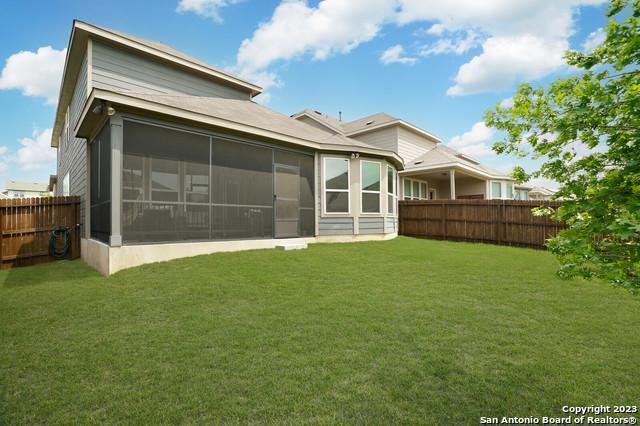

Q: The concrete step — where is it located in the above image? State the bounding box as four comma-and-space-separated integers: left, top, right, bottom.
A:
275, 242, 308, 251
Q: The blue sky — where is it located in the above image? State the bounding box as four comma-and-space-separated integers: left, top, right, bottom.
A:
0, 0, 610, 189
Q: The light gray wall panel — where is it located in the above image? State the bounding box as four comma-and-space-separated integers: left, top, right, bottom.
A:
352, 127, 398, 153
398, 127, 437, 163
358, 217, 384, 234
91, 41, 250, 100
57, 49, 89, 233
385, 217, 397, 233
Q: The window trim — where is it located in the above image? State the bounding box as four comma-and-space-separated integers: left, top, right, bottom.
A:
403, 177, 429, 200
491, 180, 502, 199
387, 165, 397, 215
360, 160, 382, 215
62, 172, 70, 196
322, 156, 351, 215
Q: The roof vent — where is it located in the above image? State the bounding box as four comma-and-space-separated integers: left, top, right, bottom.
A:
365, 120, 374, 125
414, 160, 423, 165
314, 110, 322, 115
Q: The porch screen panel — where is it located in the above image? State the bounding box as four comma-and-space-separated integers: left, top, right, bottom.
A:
274, 150, 315, 237
90, 124, 111, 243
211, 138, 273, 239
122, 121, 210, 243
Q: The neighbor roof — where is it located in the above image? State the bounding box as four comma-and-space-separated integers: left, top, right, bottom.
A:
77, 89, 404, 167
403, 145, 512, 180
291, 109, 442, 142
4, 181, 50, 192
529, 186, 556, 195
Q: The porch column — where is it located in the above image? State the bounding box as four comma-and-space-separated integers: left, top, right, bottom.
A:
449, 169, 456, 200
110, 114, 123, 247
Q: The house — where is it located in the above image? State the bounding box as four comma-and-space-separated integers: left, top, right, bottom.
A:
291, 109, 515, 201
2, 181, 52, 198
528, 186, 556, 200
514, 184, 532, 200
52, 20, 514, 276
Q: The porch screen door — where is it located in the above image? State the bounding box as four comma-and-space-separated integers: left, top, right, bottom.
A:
274, 164, 300, 238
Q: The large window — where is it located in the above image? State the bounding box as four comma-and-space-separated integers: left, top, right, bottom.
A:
403, 178, 429, 200
324, 157, 350, 214
491, 181, 502, 199
361, 161, 381, 213
90, 124, 111, 243
387, 165, 396, 214
121, 120, 314, 244
506, 182, 514, 199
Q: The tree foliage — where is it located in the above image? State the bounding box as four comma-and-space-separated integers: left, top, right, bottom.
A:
484, 0, 640, 291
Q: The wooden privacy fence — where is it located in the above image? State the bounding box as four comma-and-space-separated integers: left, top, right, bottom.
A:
0, 196, 81, 269
399, 199, 565, 249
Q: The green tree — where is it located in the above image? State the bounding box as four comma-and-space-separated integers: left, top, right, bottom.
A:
484, 0, 640, 292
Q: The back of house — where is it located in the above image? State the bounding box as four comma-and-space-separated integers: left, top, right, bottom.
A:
52, 21, 515, 275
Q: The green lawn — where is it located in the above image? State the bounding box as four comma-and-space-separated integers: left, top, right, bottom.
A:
0, 237, 638, 425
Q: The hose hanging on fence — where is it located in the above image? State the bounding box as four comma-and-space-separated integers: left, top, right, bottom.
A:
49, 226, 72, 259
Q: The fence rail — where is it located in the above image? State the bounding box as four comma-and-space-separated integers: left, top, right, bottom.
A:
0, 196, 81, 269
399, 199, 565, 249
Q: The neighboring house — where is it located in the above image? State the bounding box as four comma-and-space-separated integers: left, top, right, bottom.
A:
2, 181, 52, 198
529, 186, 557, 200
514, 185, 531, 200
52, 21, 514, 276
48, 175, 58, 194
292, 109, 515, 200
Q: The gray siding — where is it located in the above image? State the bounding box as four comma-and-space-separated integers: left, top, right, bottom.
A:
384, 216, 397, 233
57, 49, 89, 233
319, 217, 355, 235
351, 127, 398, 153
359, 217, 384, 234
91, 41, 250, 100
398, 127, 437, 163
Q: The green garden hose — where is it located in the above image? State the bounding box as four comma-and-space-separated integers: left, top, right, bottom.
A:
49, 227, 72, 259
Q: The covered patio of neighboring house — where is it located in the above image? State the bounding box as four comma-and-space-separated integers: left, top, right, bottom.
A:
398, 145, 515, 200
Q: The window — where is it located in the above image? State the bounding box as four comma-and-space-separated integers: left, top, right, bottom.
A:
387, 165, 396, 214
522, 190, 529, 200
506, 183, 513, 199
403, 178, 429, 200
324, 157, 350, 213
491, 181, 502, 199
361, 161, 381, 213
403, 179, 411, 200
62, 173, 70, 196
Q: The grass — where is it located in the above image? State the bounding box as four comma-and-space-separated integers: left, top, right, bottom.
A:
0, 237, 638, 425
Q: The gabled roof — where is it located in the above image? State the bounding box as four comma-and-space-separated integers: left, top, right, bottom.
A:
291, 109, 442, 142
77, 89, 404, 168
403, 144, 512, 180
52, 20, 262, 147
529, 186, 556, 195
4, 181, 50, 192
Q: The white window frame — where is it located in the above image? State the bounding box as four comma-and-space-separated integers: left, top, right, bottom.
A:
403, 177, 429, 200
387, 165, 397, 215
491, 180, 516, 200
62, 172, 70, 196
322, 156, 350, 215
360, 160, 382, 215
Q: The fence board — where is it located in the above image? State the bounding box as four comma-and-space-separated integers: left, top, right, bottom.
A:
0, 196, 81, 269
399, 199, 565, 249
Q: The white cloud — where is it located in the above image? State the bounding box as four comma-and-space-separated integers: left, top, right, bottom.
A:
419, 30, 480, 56
380, 44, 417, 65
0, 146, 9, 174
396, 0, 605, 96
235, 0, 396, 89
176, 0, 242, 23
15, 128, 56, 171
448, 121, 495, 156
582, 27, 605, 51
0, 46, 66, 104
446, 35, 567, 96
